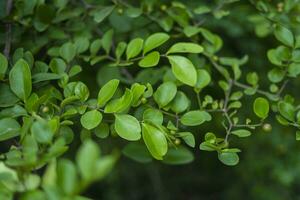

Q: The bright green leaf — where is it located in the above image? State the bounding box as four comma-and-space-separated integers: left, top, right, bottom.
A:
114, 114, 141, 141
138, 51, 160, 68
168, 56, 197, 86
80, 110, 103, 130
181, 110, 211, 126
143, 33, 170, 54
9, 59, 32, 101
253, 97, 269, 119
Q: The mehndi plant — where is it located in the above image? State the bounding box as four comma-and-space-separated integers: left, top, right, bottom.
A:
0, 0, 300, 199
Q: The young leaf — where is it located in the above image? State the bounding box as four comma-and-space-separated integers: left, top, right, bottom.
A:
181, 110, 211, 126
80, 110, 103, 130
126, 38, 144, 60
167, 42, 203, 54
114, 114, 141, 141
167, 56, 197, 86
98, 79, 120, 107
104, 89, 133, 113
153, 82, 177, 107
178, 132, 195, 148
253, 97, 269, 119
142, 123, 168, 160
9, 59, 32, 101
138, 51, 160, 68
143, 32, 170, 54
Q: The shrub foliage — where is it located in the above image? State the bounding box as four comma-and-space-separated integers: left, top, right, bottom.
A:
0, 0, 300, 199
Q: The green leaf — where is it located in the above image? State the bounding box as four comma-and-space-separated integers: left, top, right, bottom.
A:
76, 140, 100, 181
143, 108, 164, 125
74, 82, 89, 102
142, 123, 168, 160
153, 82, 177, 107
31, 119, 53, 144
143, 33, 170, 54
94, 123, 110, 139
167, 42, 203, 54
195, 69, 211, 91
178, 132, 195, 148
93, 6, 115, 23
296, 131, 300, 141
80, 110, 103, 130
162, 147, 194, 165
167, 56, 197, 86
57, 159, 77, 195
74, 37, 90, 54
181, 110, 212, 126
268, 68, 284, 83
125, 7, 142, 18
170, 91, 190, 113
97, 79, 119, 107
0, 83, 19, 107
0, 118, 20, 141
102, 29, 114, 54
32, 73, 62, 83
0, 53, 8, 80
114, 114, 141, 141
218, 152, 239, 166
278, 101, 295, 121
126, 38, 144, 60
59, 42, 76, 63
130, 83, 146, 106
9, 59, 32, 101
104, 89, 133, 113
288, 63, 300, 77
253, 97, 269, 119
274, 25, 294, 47
49, 58, 66, 74
115, 42, 127, 60
123, 143, 152, 163
231, 129, 252, 138
138, 51, 160, 68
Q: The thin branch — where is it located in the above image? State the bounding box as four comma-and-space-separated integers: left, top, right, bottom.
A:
3, 0, 13, 58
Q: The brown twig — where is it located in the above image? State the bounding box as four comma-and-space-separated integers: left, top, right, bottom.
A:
3, 0, 13, 58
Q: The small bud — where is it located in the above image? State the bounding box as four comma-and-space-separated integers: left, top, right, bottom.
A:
160, 5, 167, 11
174, 138, 181, 145
263, 123, 272, 132
42, 106, 49, 113
117, 8, 123, 14
213, 55, 219, 61
170, 130, 176, 135
141, 97, 147, 104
